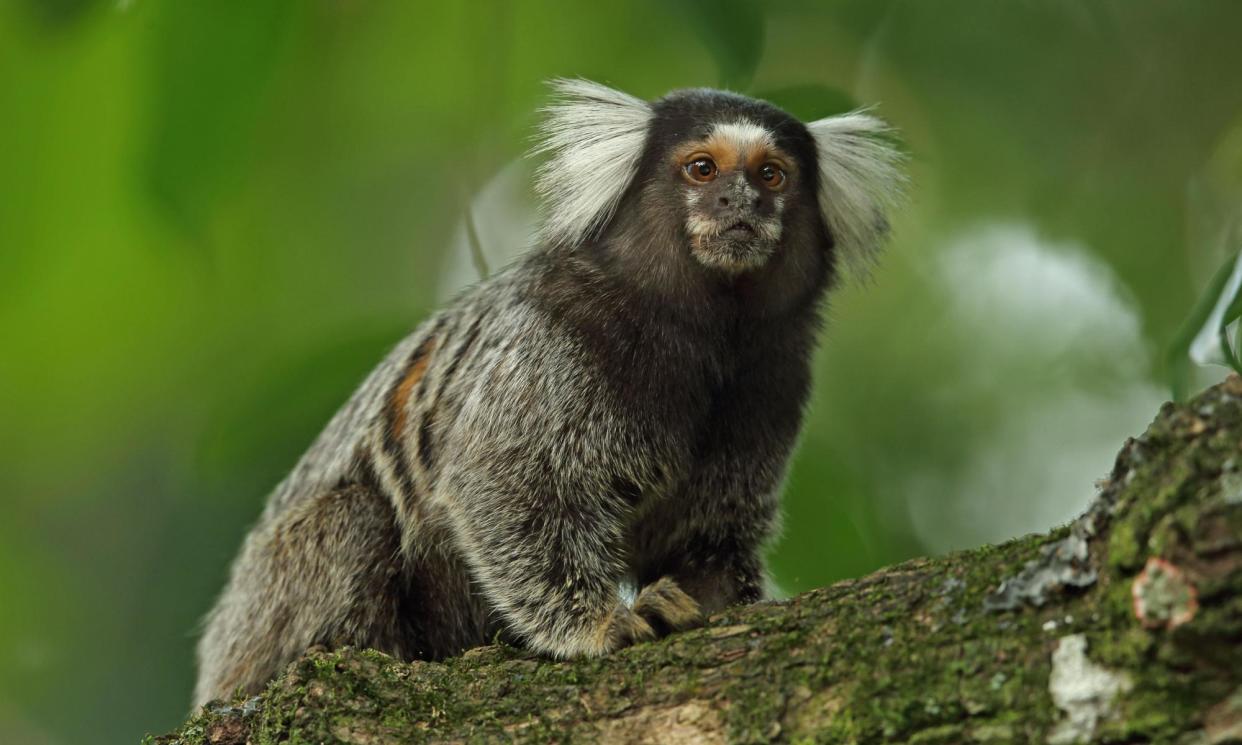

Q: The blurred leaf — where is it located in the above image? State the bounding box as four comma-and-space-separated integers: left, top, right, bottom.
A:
143, 0, 300, 238
464, 201, 491, 281
753, 84, 858, 121
1168, 249, 1242, 401
19, 0, 98, 31
195, 323, 410, 494
676, 0, 765, 90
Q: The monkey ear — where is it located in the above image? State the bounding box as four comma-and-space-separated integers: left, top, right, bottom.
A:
532, 78, 653, 247
806, 111, 908, 277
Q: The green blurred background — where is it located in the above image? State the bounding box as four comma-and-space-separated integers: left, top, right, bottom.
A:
3, 1, 1241, 741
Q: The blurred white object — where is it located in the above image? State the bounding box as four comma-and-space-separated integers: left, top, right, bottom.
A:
905, 223, 1165, 553
438, 160, 539, 302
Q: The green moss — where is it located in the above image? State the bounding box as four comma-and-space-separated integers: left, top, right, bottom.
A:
1108, 520, 1143, 570
906, 723, 967, 744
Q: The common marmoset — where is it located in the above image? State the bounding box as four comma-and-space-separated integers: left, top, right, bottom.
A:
195, 79, 905, 705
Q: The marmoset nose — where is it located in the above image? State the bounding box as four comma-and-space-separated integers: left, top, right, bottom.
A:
717, 175, 761, 211
717, 192, 761, 211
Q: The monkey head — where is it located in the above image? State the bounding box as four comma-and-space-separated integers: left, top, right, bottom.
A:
533, 80, 905, 288
649, 93, 820, 275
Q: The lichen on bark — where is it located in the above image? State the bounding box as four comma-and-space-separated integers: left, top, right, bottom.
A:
149, 378, 1242, 744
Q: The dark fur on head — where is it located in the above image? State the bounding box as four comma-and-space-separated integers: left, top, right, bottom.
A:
588, 87, 833, 322
194, 79, 905, 707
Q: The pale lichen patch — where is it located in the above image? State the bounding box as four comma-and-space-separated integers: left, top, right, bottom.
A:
1131, 557, 1199, 630
1047, 634, 1132, 744
985, 528, 1097, 611
1220, 469, 1242, 505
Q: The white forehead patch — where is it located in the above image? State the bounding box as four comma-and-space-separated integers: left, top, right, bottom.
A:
709, 120, 775, 157
532, 79, 653, 248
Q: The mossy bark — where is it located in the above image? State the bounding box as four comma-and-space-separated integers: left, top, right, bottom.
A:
149, 379, 1242, 745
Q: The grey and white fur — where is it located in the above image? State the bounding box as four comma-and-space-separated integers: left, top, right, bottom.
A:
194, 79, 906, 706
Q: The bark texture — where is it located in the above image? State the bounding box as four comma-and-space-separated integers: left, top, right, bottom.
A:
149, 379, 1242, 744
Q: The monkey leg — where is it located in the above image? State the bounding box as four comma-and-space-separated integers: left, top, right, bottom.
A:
634, 494, 774, 617
193, 484, 408, 707
658, 536, 767, 616
445, 473, 675, 659
630, 575, 705, 636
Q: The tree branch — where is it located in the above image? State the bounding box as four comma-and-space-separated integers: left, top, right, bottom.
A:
149, 378, 1242, 744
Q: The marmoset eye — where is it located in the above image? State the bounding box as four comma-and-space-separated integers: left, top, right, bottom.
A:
686, 157, 718, 182
758, 162, 785, 188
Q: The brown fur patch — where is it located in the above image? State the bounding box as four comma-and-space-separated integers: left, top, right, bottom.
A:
390, 338, 437, 437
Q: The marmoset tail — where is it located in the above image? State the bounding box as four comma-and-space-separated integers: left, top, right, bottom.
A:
194, 79, 906, 706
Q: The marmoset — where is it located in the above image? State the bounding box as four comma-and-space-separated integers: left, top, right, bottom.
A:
195, 79, 905, 705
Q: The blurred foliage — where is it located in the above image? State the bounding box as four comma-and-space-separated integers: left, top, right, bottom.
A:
1168, 249, 1242, 401
2, 1, 1242, 742
1168, 122, 1242, 399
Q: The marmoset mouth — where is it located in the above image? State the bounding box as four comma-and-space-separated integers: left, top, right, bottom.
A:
724, 221, 756, 236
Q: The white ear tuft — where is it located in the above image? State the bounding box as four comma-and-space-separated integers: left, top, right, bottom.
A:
532, 79, 653, 247
806, 111, 908, 277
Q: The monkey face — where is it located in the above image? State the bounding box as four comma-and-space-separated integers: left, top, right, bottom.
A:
630, 90, 830, 283
674, 122, 795, 274
534, 81, 904, 296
